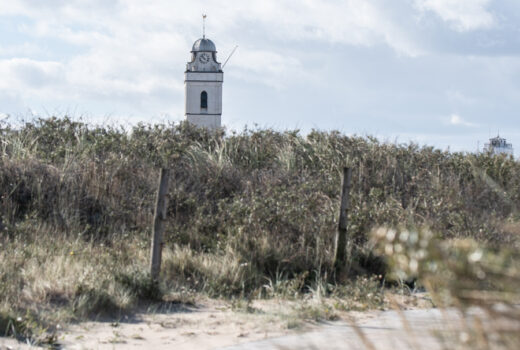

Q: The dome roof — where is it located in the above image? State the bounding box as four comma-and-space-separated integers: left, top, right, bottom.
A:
192, 38, 216, 52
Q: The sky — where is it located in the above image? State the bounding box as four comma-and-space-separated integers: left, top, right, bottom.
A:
0, 0, 519, 153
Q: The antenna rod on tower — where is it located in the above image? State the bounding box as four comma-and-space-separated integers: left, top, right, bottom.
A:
202, 14, 207, 38
222, 45, 238, 69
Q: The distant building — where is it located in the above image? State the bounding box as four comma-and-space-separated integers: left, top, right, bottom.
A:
484, 135, 514, 156
184, 32, 223, 130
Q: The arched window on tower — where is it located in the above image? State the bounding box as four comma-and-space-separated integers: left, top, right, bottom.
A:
201, 91, 208, 109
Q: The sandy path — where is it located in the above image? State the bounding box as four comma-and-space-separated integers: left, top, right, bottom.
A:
220, 308, 519, 350
219, 309, 449, 350
59, 303, 293, 350
1, 299, 304, 350
3, 298, 511, 350
0, 308, 454, 350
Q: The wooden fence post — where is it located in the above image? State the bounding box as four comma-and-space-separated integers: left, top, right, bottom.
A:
334, 167, 352, 277
150, 168, 170, 281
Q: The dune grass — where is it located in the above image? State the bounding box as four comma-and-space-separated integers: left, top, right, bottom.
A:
1, 117, 519, 346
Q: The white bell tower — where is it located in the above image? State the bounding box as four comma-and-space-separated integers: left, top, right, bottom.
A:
185, 16, 223, 129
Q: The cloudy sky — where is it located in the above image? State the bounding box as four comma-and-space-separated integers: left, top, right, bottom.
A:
1, 0, 519, 152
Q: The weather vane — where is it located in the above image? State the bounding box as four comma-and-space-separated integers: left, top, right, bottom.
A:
202, 14, 207, 38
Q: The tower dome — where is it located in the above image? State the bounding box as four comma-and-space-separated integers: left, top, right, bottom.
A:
192, 38, 216, 52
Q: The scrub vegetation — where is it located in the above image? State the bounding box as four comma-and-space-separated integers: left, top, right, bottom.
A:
0, 117, 519, 346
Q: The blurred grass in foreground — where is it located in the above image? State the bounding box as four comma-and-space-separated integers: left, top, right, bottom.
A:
375, 226, 520, 349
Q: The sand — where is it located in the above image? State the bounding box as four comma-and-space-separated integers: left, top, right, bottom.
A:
1, 298, 308, 350
3, 294, 509, 350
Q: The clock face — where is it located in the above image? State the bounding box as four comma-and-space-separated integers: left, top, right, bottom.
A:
199, 53, 210, 64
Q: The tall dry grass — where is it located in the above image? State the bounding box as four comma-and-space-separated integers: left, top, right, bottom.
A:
1, 117, 519, 345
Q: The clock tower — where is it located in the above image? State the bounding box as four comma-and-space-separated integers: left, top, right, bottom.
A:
185, 33, 223, 129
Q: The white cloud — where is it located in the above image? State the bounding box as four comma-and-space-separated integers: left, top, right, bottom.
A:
227, 0, 423, 56
0, 58, 64, 92
446, 90, 477, 105
0, 0, 428, 119
416, 0, 495, 32
0, 43, 42, 57
449, 114, 478, 127
5, 0, 425, 55
228, 49, 310, 89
